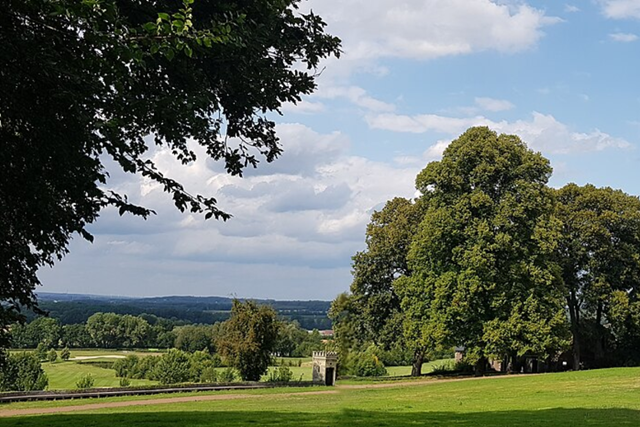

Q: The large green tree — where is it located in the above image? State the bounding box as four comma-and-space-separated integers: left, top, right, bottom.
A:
0, 0, 340, 353
398, 127, 569, 372
330, 197, 427, 375
216, 300, 280, 381
556, 184, 640, 369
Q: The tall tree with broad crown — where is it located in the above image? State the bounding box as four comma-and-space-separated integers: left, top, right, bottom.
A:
331, 197, 427, 375
0, 0, 341, 355
397, 127, 569, 373
555, 183, 640, 369
216, 300, 280, 381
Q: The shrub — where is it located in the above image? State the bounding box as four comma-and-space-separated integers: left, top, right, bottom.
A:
60, 347, 71, 361
430, 360, 473, 375
154, 349, 192, 385
35, 342, 48, 361
113, 355, 139, 378
0, 352, 48, 391
218, 367, 236, 383
133, 355, 159, 380
76, 373, 94, 389
350, 354, 387, 377
200, 367, 218, 383
47, 349, 58, 363
266, 366, 294, 383
344, 346, 387, 377
119, 377, 131, 387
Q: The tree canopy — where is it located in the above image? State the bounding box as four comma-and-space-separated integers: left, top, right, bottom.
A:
556, 184, 640, 368
398, 127, 569, 372
0, 0, 340, 350
216, 300, 280, 381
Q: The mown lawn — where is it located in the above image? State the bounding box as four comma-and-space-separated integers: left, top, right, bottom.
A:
5, 367, 640, 426
42, 361, 157, 390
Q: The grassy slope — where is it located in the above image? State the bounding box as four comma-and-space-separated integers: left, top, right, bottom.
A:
6, 367, 640, 426
42, 361, 157, 390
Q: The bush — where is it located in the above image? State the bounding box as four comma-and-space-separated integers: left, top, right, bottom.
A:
119, 377, 131, 387
218, 367, 236, 383
344, 346, 387, 377
430, 360, 474, 375
76, 373, 94, 389
350, 354, 387, 377
113, 355, 139, 378
60, 347, 71, 361
154, 349, 192, 385
200, 367, 218, 383
47, 349, 58, 363
35, 342, 48, 361
266, 366, 294, 383
133, 355, 159, 380
0, 352, 48, 391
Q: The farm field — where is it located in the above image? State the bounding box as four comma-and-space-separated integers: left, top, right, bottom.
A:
3, 367, 640, 426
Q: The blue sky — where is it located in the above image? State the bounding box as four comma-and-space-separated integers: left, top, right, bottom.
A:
40, 0, 640, 300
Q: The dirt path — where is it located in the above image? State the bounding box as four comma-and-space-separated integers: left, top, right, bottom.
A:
0, 390, 338, 418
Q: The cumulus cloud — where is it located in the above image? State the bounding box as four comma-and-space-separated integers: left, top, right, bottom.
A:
565, 5, 580, 13
366, 111, 631, 154
315, 85, 396, 112
306, 0, 559, 63
609, 32, 639, 42
600, 0, 640, 19
60, 123, 423, 299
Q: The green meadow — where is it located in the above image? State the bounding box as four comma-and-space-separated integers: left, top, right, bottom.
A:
4, 367, 640, 426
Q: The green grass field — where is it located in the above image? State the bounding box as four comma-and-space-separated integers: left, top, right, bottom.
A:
4, 367, 640, 426
28, 349, 450, 390
42, 361, 157, 390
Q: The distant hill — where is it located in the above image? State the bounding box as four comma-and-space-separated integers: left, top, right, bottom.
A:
32, 293, 333, 330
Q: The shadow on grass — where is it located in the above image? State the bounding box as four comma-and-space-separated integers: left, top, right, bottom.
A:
7, 408, 640, 427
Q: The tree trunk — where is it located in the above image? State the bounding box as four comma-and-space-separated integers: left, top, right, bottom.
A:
474, 356, 487, 376
594, 301, 605, 366
568, 293, 581, 370
410, 349, 424, 376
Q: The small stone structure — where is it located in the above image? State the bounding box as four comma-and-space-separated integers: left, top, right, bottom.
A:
454, 346, 465, 363
312, 351, 338, 386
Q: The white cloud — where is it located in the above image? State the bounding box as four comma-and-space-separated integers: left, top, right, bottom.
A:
600, 0, 640, 19
366, 111, 631, 154
475, 97, 515, 112
315, 85, 396, 112
72, 124, 423, 299
306, 0, 559, 63
281, 99, 326, 114
564, 5, 580, 13
609, 32, 639, 42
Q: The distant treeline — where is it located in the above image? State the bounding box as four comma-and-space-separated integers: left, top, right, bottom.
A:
10, 311, 326, 359
28, 294, 332, 331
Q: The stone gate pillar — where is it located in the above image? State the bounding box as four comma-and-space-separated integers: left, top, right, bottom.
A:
312, 351, 338, 386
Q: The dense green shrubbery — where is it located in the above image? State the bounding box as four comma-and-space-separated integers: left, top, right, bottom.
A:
154, 349, 192, 385
218, 367, 237, 383
113, 349, 231, 385
76, 373, 94, 389
430, 360, 474, 375
342, 347, 387, 377
0, 352, 48, 391
266, 366, 294, 383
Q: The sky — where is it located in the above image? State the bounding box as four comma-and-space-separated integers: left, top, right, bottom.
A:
40, 0, 640, 301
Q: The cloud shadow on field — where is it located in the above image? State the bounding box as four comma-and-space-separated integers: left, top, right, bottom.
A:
8, 408, 640, 427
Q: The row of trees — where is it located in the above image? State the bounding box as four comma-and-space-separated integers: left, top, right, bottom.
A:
332, 127, 640, 375
10, 311, 324, 358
